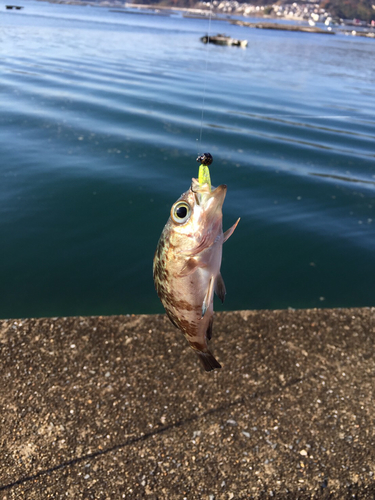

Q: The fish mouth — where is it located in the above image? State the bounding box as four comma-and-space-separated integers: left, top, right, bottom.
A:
191, 178, 227, 208
211, 184, 227, 206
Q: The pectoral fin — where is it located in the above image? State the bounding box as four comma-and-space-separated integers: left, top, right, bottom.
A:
214, 273, 226, 303
201, 276, 214, 318
223, 218, 240, 243
180, 232, 215, 256
178, 257, 202, 277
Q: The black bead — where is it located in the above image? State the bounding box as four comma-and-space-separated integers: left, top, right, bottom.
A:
196, 153, 213, 166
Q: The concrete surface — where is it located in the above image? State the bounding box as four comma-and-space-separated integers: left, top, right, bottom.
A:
0, 308, 374, 499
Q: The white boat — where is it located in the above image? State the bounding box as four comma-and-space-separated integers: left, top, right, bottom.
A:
200, 34, 248, 48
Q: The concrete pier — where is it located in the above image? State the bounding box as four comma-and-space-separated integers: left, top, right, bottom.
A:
1, 308, 374, 498
231, 21, 335, 34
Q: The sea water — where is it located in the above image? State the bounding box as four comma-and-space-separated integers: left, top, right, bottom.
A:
1, 0, 375, 318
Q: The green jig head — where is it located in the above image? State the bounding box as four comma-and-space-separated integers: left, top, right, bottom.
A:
197, 153, 213, 191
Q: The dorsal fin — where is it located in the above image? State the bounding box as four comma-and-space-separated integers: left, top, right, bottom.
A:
223, 218, 240, 243
214, 273, 226, 303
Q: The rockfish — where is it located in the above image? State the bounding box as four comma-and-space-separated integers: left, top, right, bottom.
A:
153, 177, 239, 371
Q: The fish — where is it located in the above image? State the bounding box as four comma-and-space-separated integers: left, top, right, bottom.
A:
153, 177, 240, 371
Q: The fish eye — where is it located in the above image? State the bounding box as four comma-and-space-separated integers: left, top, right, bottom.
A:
171, 201, 191, 224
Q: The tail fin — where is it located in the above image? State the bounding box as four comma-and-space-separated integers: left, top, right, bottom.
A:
196, 351, 221, 372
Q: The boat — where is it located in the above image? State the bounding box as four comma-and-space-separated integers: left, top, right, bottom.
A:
200, 34, 248, 48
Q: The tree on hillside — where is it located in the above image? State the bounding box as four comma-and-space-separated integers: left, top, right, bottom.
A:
320, 0, 374, 22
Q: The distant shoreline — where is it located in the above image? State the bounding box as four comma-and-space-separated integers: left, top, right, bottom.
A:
35, 0, 286, 22
33, 0, 375, 36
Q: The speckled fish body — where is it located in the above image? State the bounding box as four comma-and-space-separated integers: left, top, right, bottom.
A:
153, 178, 239, 371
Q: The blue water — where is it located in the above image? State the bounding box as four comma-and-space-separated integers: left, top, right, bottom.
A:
1, 0, 375, 319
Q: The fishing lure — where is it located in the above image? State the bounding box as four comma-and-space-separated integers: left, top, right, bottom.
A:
153, 153, 239, 371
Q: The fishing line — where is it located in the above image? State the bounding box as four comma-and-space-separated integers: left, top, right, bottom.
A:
198, 0, 213, 153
